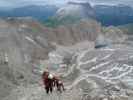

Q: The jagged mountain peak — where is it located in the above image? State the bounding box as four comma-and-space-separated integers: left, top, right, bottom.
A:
56, 1, 95, 20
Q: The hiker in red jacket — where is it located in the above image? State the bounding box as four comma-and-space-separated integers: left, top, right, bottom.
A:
42, 70, 65, 94
42, 71, 54, 94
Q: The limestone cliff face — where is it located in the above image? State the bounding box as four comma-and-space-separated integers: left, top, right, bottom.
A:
45, 19, 101, 46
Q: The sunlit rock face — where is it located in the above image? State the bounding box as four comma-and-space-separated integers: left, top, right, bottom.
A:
49, 44, 133, 100
102, 26, 127, 43
95, 26, 128, 48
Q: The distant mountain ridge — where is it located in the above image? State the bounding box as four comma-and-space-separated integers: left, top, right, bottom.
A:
0, 5, 58, 21
0, 3, 133, 26
94, 4, 133, 26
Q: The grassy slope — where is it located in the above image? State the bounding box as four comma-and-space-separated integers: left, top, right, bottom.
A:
42, 16, 81, 27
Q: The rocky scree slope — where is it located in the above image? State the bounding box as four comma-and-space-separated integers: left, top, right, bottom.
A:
0, 18, 129, 100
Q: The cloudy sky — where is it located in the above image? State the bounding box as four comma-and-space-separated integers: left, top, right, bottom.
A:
0, 0, 133, 8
